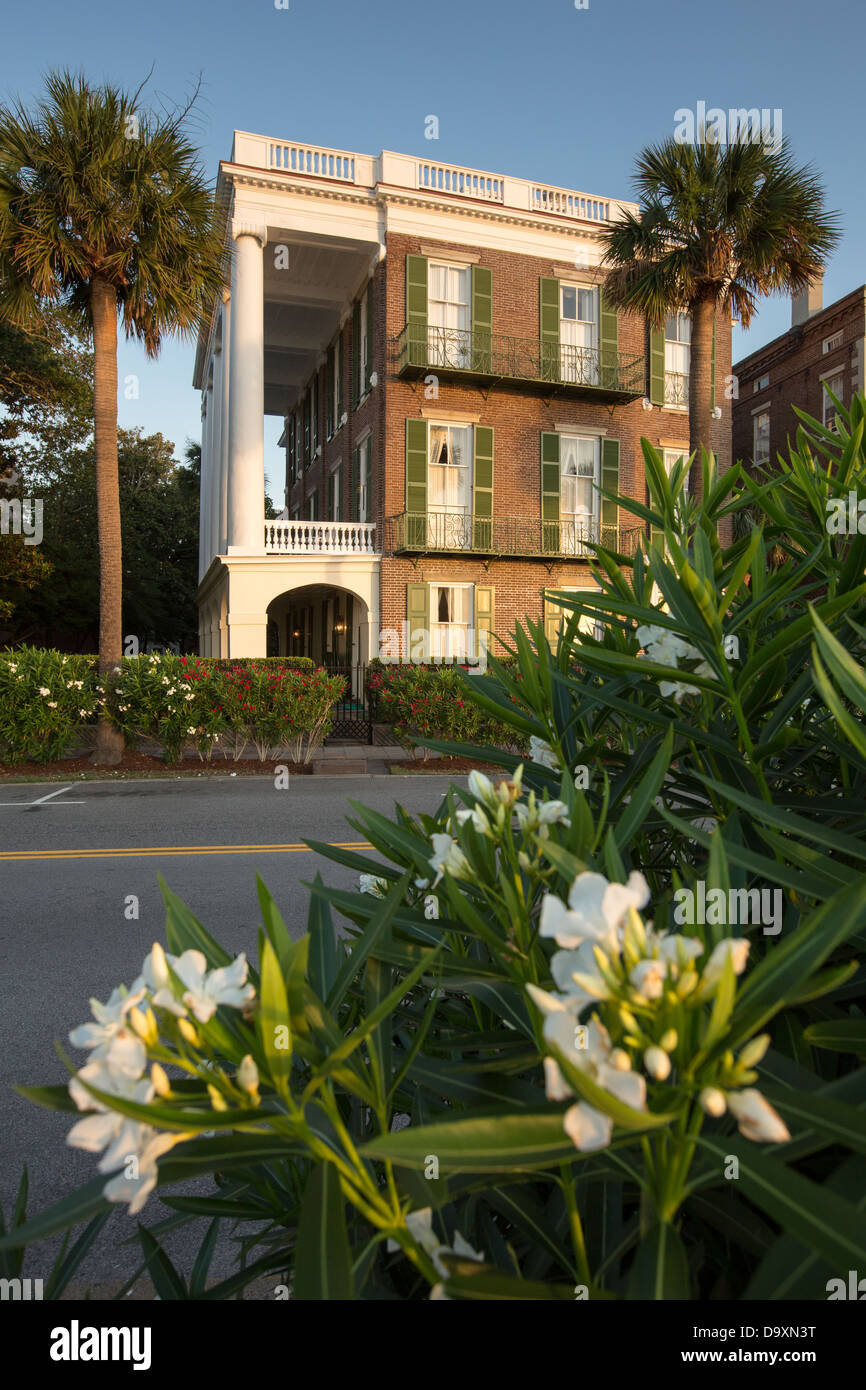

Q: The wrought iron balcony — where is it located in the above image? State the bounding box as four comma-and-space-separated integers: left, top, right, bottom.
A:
664, 370, 689, 409
385, 511, 644, 558
391, 325, 645, 402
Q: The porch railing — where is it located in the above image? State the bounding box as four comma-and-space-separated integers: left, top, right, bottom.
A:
264, 520, 377, 555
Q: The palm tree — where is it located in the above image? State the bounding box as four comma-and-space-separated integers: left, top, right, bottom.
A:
598, 135, 840, 498
0, 72, 223, 762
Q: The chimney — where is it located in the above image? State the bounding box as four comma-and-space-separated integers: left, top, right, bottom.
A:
792, 272, 824, 327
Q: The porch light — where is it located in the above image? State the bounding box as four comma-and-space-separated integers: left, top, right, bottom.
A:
334, 615, 347, 634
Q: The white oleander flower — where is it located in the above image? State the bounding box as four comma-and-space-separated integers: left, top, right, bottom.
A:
539, 869, 650, 951
727, 1088, 790, 1143
529, 735, 560, 770
550, 940, 609, 1011
69, 985, 147, 1058
359, 873, 388, 897
454, 804, 493, 837
388, 1208, 483, 1281
643, 1045, 671, 1080
47, 701, 57, 709
630, 958, 668, 1000
168, 949, 255, 1023
38, 686, 50, 696
700, 938, 751, 992
423, 895, 440, 920
659, 678, 700, 704
467, 769, 495, 804
429, 833, 469, 887
101, 1129, 185, 1215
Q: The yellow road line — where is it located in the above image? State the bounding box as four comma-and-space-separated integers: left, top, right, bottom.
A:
0, 841, 372, 863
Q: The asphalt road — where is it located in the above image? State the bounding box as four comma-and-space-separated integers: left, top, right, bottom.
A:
0, 772, 457, 1293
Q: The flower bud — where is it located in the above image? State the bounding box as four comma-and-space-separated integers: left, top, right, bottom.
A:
699, 1086, 727, 1117
644, 1045, 671, 1081
608, 1048, 632, 1071
207, 1083, 228, 1111
518, 851, 532, 873
737, 1033, 770, 1069
676, 970, 699, 998
237, 1054, 260, 1097
178, 1017, 201, 1047
129, 1006, 157, 1045
660, 1029, 678, 1052
151, 1063, 171, 1097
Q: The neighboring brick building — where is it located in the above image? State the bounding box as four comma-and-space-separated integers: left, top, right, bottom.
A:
193, 135, 731, 663
732, 278, 866, 472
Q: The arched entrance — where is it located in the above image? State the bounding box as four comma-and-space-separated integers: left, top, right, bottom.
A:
267, 583, 374, 740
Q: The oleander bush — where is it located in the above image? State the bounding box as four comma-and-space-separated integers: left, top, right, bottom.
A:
0, 651, 344, 763
366, 659, 526, 760
3, 400, 866, 1301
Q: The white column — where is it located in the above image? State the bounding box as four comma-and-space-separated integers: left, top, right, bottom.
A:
210, 338, 224, 562
227, 221, 267, 553
218, 290, 231, 553
198, 393, 211, 581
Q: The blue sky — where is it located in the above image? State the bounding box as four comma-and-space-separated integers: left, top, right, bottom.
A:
1, 0, 862, 495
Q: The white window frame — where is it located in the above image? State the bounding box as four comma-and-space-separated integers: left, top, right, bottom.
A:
359, 288, 369, 393
752, 411, 770, 466
823, 372, 844, 430
427, 420, 473, 550
753, 373, 769, 392
664, 311, 691, 410
823, 331, 843, 355
663, 447, 690, 495
559, 433, 601, 553
330, 462, 341, 521
332, 336, 342, 433
559, 283, 599, 386
428, 581, 475, 661
428, 260, 471, 368
306, 492, 316, 521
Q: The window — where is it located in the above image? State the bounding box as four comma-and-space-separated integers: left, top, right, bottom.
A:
663, 448, 690, 495
753, 373, 770, 392
429, 583, 473, 661
753, 412, 770, 466
358, 436, 370, 523
333, 336, 342, 431
304, 394, 311, 465
559, 434, 600, 553
428, 423, 473, 549
359, 289, 369, 391
545, 586, 603, 646
664, 312, 690, 408
311, 375, 318, 457
306, 491, 317, 521
560, 285, 599, 385
823, 372, 844, 430
428, 262, 471, 368
823, 331, 843, 354
329, 464, 341, 521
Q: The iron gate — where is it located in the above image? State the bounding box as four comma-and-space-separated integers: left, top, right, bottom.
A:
324, 661, 373, 743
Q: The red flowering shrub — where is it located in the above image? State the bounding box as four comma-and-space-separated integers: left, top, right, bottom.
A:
366, 661, 525, 759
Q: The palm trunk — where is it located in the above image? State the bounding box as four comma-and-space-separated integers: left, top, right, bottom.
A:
90, 276, 125, 766
687, 295, 716, 501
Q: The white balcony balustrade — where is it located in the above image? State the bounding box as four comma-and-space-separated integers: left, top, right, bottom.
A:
264, 519, 377, 555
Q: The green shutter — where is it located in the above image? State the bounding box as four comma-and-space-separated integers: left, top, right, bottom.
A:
600, 438, 620, 546
710, 315, 717, 411
326, 349, 333, 436
351, 445, 359, 522
405, 418, 428, 548
649, 326, 665, 406
352, 301, 360, 408
364, 432, 373, 522
473, 425, 494, 550
541, 431, 560, 553
475, 585, 495, 661
407, 583, 429, 654
544, 595, 563, 650
472, 265, 492, 372
366, 282, 374, 392
539, 277, 560, 383
406, 255, 428, 369
599, 289, 619, 391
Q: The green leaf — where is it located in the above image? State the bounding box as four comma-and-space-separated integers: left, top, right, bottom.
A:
551, 1040, 677, 1134
766, 1085, 866, 1155
803, 1019, 866, 1055
258, 936, 292, 1098
613, 727, 673, 851
0, 1177, 111, 1251
697, 1134, 866, 1272
159, 875, 233, 968
440, 1260, 581, 1300
363, 1110, 585, 1172
189, 1218, 220, 1299
307, 872, 340, 1000
627, 1221, 691, 1299
326, 870, 412, 1011
256, 874, 294, 971
293, 1162, 352, 1300
137, 1224, 188, 1300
